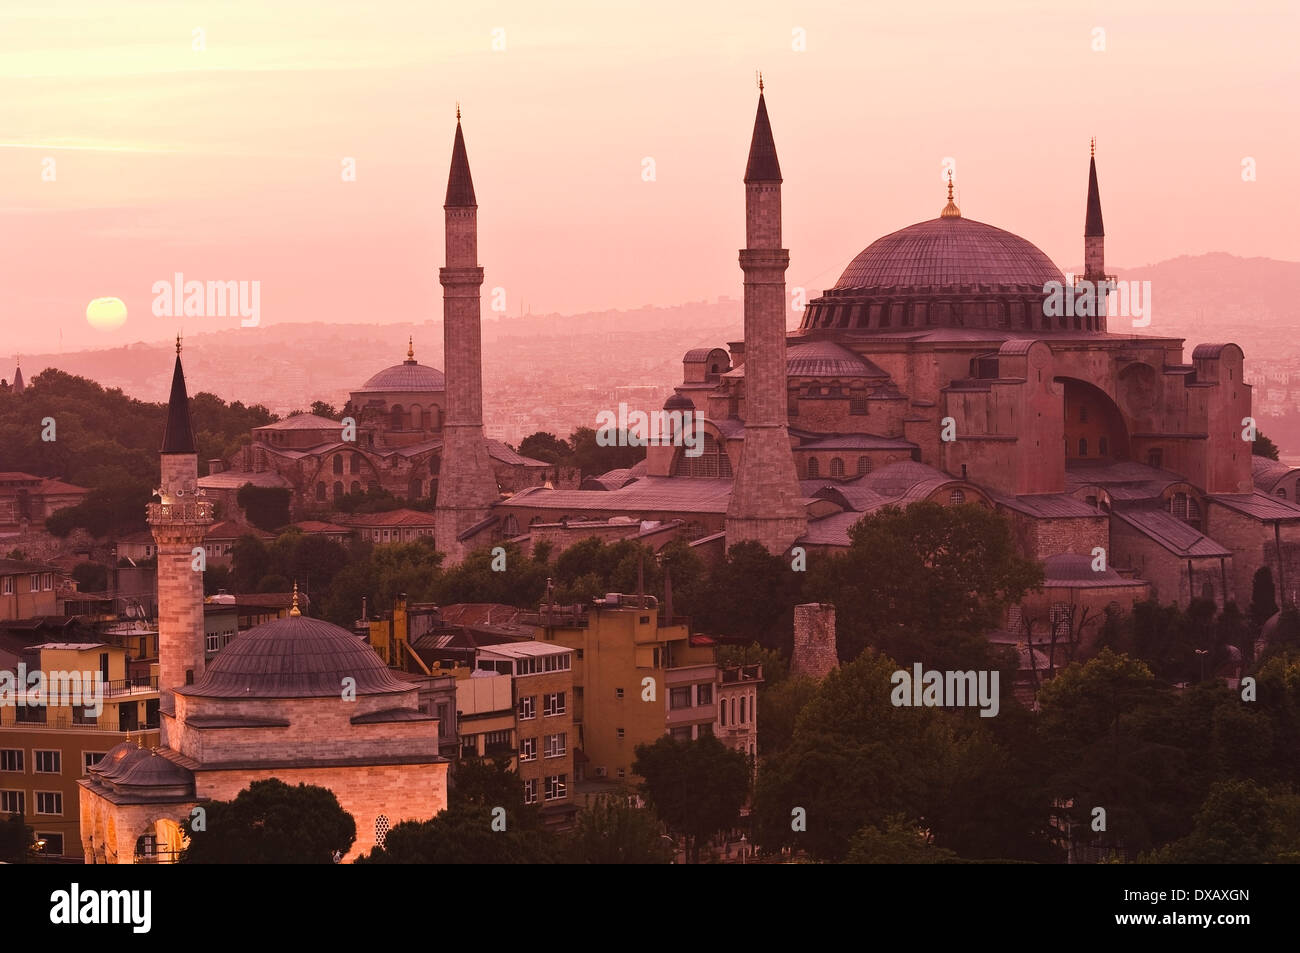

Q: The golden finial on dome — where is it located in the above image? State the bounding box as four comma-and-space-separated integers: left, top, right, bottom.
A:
756, 70, 764, 93
176, 334, 182, 355
1091, 137, 1096, 158
456, 102, 461, 122
407, 336, 414, 360
941, 170, 961, 219
290, 580, 301, 617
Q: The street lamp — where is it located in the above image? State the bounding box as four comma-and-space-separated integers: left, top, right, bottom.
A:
1195, 648, 1209, 683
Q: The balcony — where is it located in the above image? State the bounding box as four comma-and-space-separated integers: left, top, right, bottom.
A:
103, 675, 159, 697
0, 710, 161, 733
146, 500, 215, 523
721, 664, 763, 684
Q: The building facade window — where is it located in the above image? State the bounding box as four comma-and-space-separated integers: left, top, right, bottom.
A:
35, 791, 62, 815
544, 733, 566, 758
519, 737, 537, 762
696, 683, 713, 705
523, 778, 538, 804
806, 457, 820, 478
1, 790, 25, 815
1, 577, 12, 595
857, 456, 871, 476
740, 696, 746, 724
83, 751, 107, 774
375, 815, 390, 848
518, 695, 535, 720
34, 750, 60, 774
949, 489, 965, 505
830, 457, 845, 478
669, 686, 692, 710
543, 692, 566, 717
544, 775, 567, 801
0, 749, 21, 772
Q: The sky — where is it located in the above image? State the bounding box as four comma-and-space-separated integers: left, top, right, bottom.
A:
1, 0, 1296, 355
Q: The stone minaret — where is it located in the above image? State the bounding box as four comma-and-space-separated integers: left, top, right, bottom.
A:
147, 339, 213, 718
434, 110, 497, 563
1084, 139, 1107, 330
724, 84, 807, 554
12, 358, 23, 394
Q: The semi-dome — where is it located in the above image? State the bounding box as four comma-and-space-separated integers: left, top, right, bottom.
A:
834, 217, 1064, 291
178, 614, 412, 699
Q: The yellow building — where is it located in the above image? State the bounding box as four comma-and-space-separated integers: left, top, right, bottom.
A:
531, 594, 719, 784
0, 558, 60, 621
0, 641, 159, 858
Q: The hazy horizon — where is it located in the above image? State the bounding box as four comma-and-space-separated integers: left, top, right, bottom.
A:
3, 0, 1297, 355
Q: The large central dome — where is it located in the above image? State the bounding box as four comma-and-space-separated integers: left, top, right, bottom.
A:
834, 217, 1064, 291
357, 359, 446, 394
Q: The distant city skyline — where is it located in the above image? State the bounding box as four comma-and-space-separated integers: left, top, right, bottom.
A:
2, 0, 1297, 354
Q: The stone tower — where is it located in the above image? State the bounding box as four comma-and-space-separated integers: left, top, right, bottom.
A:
1084, 140, 1107, 330
434, 112, 497, 563
147, 340, 213, 725
724, 86, 807, 554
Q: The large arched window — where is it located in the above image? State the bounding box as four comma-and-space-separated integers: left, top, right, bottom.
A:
409, 405, 423, 430
949, 489, 966, 505
430, 406, 442, 431
350, 481, 361, 495
503, 515, 519, 536
671, 432, 733, 478
857, 456, 871, 476
807, 457, 820, 478
408, 478, 422, 500
333, 481, 344, 502
1278, 488, 1288, 500
333, 455, 344, 474
829, 457, 845, 478
390, 404, 404, 430
350, 454, 360, 474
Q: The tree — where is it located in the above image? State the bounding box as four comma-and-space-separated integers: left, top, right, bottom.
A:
451, 755, 541, 831
356, 804, 559, 864
806, 502, 1043, 667
0, 813, 34, 863
632, 734, 750, 863
1143, 780, 1300, 864
1249, 566, 1280, 628
566, 794, 674, 864
236, 484, 291, 532
180, 778, 355, 864
230, 534, 273, 592
71, 561, 108, 593
845, 815, 958, 864
568, 425, 643, 477
310, 401, 340, 420
1252, 430, 1281, 461
518, 431, 571, 465
690, 541, 807, 651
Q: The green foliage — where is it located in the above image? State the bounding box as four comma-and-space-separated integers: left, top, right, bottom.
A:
757, 675, 818, 756
70, 561, 108, 592
845, 816, 958, 864
451, 756, 541, 831
689, 541, 807, 651
806, 502, 1042, 667
717, 643, 789, 686
1142, 780, 1300, 863
180, 778, 355, 864
565, 794, 674, 864
235, 484, 291, 532
0, 813, 34, 863
1251, 430, 1280, 461
517, 431, 571, 465
310, 400, 340, 420
1250, 566, 1280, 628
632, 734, 750, 863
567, 425, 644, 477
356, 804, 559, 864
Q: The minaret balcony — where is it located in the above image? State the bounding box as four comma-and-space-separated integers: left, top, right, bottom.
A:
147, 500, 215, 523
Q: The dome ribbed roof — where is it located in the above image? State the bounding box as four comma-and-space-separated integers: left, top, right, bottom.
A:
834, 217, 1064, 291
178, 615, 411, 698
357, 360, 446, 394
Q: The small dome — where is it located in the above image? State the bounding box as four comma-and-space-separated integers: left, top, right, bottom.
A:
92, 741, 145, 780
357, 360, 446, 394
663, 393, 694, 411
179, 614, 412, 699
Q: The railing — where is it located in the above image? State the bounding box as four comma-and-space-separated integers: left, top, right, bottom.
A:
146, 500, 215, 522
102, 676, 159, 697
720, 664, 763, 684
0, 710, 161, 733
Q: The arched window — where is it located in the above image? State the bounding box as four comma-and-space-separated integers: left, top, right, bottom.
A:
430, 406, 442, 431
408, 478, 422, 500
503, 515, 519, 536
1170, 492, 1189, 520
409, 405, 423, 430
829, 457, 845, 478
1079, 406, 1088, 423
857, 456, 871, 476
333, 455, 344, 474
390, 404, 404, 430
1148, 449, 1163, 468
1277, 487, 1288, 499
1098, 437, 1108, 457
807, 458, 820, 478
720, 699, 727, 727
350, 481, 361, 495
950, 489, 966, 505
316, 482, 326, 501
730, 698, 737, 725
1078, 438, 1088, 457
740, 695, 746, 724
350, 454, 360, 474
333, 481, 344, 502
671, 432, 733, 478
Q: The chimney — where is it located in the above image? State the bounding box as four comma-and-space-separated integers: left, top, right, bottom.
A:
791, 603, 837, 679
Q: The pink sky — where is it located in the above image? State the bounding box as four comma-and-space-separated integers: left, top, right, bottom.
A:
1, 0, 1296, 355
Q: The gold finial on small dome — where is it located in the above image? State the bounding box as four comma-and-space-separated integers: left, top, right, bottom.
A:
456, 102, 461, 122
756, 70, 764, 93
407, 335, 414, 360
941, 170, 961, 219
1091, 137, 1096, 158
290, 580, 301, 617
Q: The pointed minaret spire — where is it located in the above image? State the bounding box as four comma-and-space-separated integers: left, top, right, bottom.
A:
161, 338, 196, 454
445, 108, 477, 207
744, 83, 782, 184
1085, 139, 1105, 238
11, 356, 22, 394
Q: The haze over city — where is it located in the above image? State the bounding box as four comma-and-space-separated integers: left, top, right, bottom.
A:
2, 0, 1296, 356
